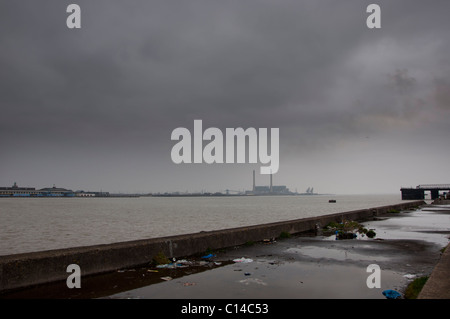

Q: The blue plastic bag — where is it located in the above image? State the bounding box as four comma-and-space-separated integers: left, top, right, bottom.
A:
382, 289, 402, 299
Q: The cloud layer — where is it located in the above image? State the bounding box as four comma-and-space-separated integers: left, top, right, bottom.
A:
1, 0, 449, 194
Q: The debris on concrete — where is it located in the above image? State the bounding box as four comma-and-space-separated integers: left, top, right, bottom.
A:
155, 258, 215, 269
382, 289, 402, 299
156, 263, 177, 269
160, 276, 173, 281
263, 238, 276, 244
117, 269, 136, 272
239, 278, 267, 286
336, 232, 357, 240
181, 282, 197, 287
233, 257, 253, 263
324, 220, 377, 240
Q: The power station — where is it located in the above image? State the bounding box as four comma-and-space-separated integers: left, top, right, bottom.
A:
247, 170, 292, 195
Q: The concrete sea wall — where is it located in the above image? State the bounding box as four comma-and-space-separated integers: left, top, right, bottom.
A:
0, 200, 424, 293
432, 199, 450, 205
418, 242, 450, 299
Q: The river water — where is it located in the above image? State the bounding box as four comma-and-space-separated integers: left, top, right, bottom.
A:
0, 194, 410, 256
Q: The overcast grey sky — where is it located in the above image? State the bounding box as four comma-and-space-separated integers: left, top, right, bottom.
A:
1, 0, 449, 194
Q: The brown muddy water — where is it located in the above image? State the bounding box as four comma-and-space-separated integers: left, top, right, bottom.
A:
2, 205, 449, 299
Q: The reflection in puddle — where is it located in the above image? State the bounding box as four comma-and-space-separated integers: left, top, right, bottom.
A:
285, 246, 390, 262
362, 211, 450, 247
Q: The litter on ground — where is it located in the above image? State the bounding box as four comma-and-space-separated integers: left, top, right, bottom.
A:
239, 278, 267, 286
382, 289, 402, 299
160, 276, 173, 281
233, 257, 253, 263
181, 282, 197, 287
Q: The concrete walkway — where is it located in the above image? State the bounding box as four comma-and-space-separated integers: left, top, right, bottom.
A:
418, 243, 450, 299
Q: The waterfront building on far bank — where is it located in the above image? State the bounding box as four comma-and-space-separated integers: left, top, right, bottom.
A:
0, 183, 109, 197
0, 183, 74, 197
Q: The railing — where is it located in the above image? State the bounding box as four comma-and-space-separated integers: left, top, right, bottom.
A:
416, 184, 450, 189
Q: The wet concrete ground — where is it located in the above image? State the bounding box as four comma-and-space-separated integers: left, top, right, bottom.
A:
2, 205, 449, 299
107, 205, 450, 299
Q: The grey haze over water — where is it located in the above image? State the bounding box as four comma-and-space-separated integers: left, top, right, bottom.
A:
1, 0, 450, 195
1, 194, 411, 256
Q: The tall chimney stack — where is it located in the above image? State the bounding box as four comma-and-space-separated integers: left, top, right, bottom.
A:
270, 170, 273, 193
253, 170, 256, 192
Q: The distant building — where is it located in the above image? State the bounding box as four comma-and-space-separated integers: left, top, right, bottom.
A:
38, 185, 75, 197
0, 183, 76, 197
75, 191, 96, 197
249, 170, 292, 195
0, 183, 113, 197
0, 182, 36, 197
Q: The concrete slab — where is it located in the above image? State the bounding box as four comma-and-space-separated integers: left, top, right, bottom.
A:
418, 243, 450, 299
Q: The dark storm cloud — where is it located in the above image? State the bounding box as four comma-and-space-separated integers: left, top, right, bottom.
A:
1, 1, 365, 136
434, 77, 450, 111
1, 0, 449, 192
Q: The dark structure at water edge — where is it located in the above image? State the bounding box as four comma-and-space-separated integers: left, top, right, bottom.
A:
401, 184, 450, 200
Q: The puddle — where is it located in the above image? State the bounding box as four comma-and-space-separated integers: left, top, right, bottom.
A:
1, 260, 233, 299
285, 246, 390, 262
362, 211, 450, 247
107, 258, 405, 299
